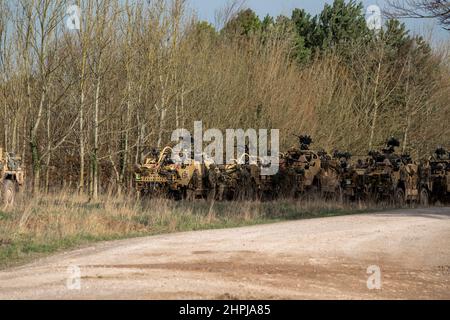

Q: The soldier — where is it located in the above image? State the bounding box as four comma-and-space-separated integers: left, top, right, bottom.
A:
207, 164, 218, 200
143, 148, 159, 165
216, 166, 226, 201
294, 134, 312, 151
239, 165, 252, 200
382, 137, 400, 155
151, 147, 159, 158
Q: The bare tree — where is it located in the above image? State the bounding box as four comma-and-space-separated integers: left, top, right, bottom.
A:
0, 0, 448, 197
385, 0, 450, 30
214, 0, 246, 30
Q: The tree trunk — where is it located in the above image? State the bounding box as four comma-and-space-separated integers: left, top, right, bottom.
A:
30, 85, 45, 194
369, 58, 383, 151
45, 101, 51, 193
92, 76, 101, 201
402, 58, 412, 154
3, 104, 8, 150
119, 84, 131, 195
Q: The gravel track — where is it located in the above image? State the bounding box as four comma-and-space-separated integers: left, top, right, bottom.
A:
0, 207, 449, 299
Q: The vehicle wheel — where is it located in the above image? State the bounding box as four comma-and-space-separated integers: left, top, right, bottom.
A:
1, 180, 16, 210
303, 185, 318, 202
186, 189, 196, 201
419, 188, 429, 207
395, 188, 406, 207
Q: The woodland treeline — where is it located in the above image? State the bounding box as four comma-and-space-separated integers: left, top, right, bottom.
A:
0, 0, 449, 197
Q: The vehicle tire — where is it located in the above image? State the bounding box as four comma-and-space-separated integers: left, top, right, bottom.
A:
303, 184, 318, 202
419, 188, 429, 207
395, 188, 405, 207
1, 180, 16, 210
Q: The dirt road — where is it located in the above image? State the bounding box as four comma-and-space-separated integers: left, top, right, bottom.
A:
1, 207, 449, 300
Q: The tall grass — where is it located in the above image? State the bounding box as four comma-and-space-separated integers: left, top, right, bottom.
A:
0, 191, 376, 268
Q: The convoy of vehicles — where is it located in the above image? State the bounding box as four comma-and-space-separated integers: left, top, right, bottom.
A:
1, 135, 448, 208
134, 137, 450, 205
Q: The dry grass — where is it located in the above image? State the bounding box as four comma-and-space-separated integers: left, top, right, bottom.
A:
0, 191, 379, 269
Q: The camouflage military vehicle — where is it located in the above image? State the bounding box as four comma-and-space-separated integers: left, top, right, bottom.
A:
301, 149, 352, 201
0, 148, 25, 209
339, 154, 369, 201
275, 135, 330, 199
135, 146, 209, 200
418, 147, 450, 205
269, 136, 342, 200
211, 154, 263, 201
348, 138, 419, 204
317, 150, 345, 200
214, 162, 246, 201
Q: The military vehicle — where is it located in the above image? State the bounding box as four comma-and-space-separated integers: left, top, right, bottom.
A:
275, 135, 321, 198
212, 153, 265, 201
307, 150, 353, 201
276, 135, 348, 200
214, 162, 246, 201
338, 155, 367, 201
135, 146, 210, 200
317, 150, 345, 200
133, 137, 450, 206
0, 148, 25, 209
418, 147, 450, 205
347, 138, 419, 204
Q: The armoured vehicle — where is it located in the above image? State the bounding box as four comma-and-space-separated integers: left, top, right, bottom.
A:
276, 135, 342, 199
340, 154, 370, 201
0, 148, 25, 209
317, 150, 345, 200
328, 150, 356, 200
347, 138, 419, 204
135, 146, 210, 200
418, 147, 450, 205
211, 154, 266, 201
133, 137, 450, 206
213, 162, 248, 201
272, 136, 317, 198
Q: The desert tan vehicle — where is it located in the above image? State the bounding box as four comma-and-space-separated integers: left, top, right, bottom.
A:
135, 146, 209, 200
212, 154, 265, 201
280, 136, 321, 197
419, 147, 450, 205
340, 155, 370, 201
273, 136, 345, 200
327, 151, 362, 201
133, 137, 450, 205
317, 150, 345, 200
0, 148, 25, 209
346, 138, 419, 204
214, 162, 245, 201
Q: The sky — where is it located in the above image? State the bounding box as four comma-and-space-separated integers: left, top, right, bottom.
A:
188, 0, 449, 44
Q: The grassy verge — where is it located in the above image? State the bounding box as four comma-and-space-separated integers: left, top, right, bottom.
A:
0, 192, 379, 269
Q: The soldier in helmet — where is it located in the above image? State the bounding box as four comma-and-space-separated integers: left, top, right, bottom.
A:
382, 137, 400, 155
298, 135, 312, 151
